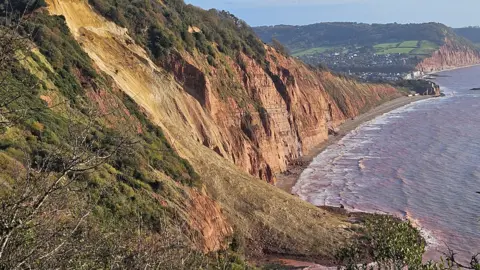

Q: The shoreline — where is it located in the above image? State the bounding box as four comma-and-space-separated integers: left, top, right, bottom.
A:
275, 95, 432, 194
426, 63, 480, 76
274, 64, 478, 194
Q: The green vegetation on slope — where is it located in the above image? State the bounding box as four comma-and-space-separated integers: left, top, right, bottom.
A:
25, 12, 200, 187
254, 22, 470, 53
373, 42, 401, 50
398, 40, 419, 47
336, 215, 480, 270
321, 73, 401, 116
0, 5, 248, 268
455, 27, 480, 49
87, 0, 275, 109
376, 47, 415, 55
292, 46, 334, 56
373, 40, 439, 55
88, 0, 266, 65
255, 23, 477, 73
455, 26, 480, 43
336, 215, 425, 269
411, 40, 439, 55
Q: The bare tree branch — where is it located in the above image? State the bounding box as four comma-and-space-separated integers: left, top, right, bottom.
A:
443, 245, 480, 270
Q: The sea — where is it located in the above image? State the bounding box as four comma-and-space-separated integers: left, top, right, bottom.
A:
293, 65, 480, 262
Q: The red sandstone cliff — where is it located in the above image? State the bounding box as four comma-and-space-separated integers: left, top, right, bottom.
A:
45, 0, 401, 184
416, 38, 480, 72
168, 47, 402, 183
42, 0, 403, 258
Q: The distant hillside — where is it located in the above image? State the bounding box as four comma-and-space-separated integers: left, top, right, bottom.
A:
455, 27, 480, 47
254, 22, 471, 54
256, 23, 446, 50
254, 23, 480, 73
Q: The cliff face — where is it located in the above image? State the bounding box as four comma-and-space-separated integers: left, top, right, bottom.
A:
42, 0, 402, 260
167, 47, 401, 183
45, 0, 401, 184
185, 189, 233, 252
416, 38, 480, 72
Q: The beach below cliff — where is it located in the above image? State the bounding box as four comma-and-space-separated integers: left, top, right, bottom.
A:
275, 95, 431, 194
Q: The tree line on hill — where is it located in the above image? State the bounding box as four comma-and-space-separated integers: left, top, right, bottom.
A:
254, 22, 474, 53
455, 27, 480, 44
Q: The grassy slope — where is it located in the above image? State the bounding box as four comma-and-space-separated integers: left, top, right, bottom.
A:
255, 23, 449, 48
293, 39, 438, 56
376, 47, 415, 55
455, 27, 480, 43
254, 23, 475, 61
373, 40, 438, 55
374, 42, 401, 50
455, 27, 480, 50
398, 40, 419, 47
292, 46, 332, 56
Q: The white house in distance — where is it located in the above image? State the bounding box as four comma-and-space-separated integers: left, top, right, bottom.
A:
404, 70, 424, 80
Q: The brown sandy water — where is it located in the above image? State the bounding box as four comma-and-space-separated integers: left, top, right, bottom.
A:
293, 66, 480, 262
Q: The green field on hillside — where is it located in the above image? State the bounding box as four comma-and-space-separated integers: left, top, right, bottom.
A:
292, 39, 440, 57
375, 40, 439, 55
377, 47, 415, 54
418, 40, 438, 48
292, 46, 333, 56
255, 23, 476, 63
410, 40, 439, 55
373, 42, 400, 50
399, 40, 419, 47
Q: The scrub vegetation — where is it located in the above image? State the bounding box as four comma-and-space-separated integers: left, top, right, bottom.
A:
254, 22, 473, 53
88, 0, 266, 65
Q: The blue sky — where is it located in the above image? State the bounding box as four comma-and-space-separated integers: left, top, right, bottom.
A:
185, 0, 479, 27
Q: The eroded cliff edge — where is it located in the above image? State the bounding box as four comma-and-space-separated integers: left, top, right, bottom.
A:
47, 0, 402, 184
416, 38, 480, 72
165, 47, 402, 183
41, 0, 406, 261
